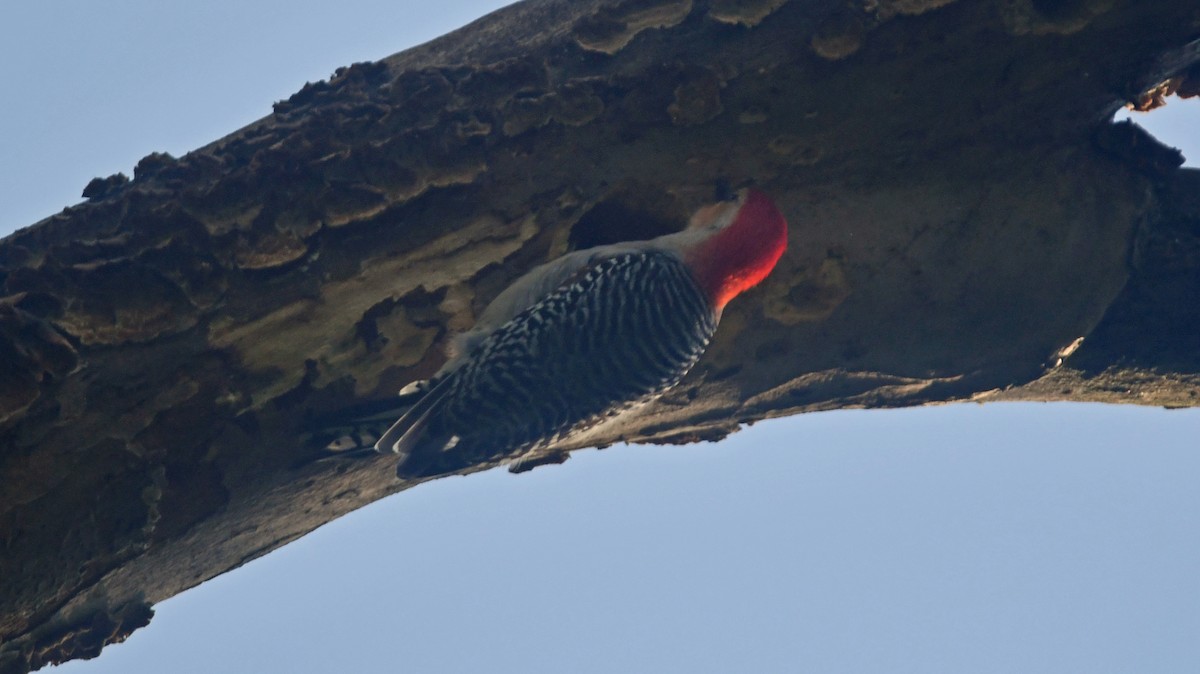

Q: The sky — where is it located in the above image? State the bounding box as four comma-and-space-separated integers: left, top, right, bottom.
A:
1, 2, 1198, 673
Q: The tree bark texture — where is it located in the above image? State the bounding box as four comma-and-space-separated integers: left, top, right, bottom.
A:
2, 0, 1199, 670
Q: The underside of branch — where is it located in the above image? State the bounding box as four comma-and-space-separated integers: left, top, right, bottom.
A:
2, 0, 1198, 670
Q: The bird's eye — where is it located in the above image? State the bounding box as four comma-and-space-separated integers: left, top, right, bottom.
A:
713, 179, 737, 203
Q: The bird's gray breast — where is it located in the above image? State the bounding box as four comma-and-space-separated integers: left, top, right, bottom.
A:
434, 251, 717, 465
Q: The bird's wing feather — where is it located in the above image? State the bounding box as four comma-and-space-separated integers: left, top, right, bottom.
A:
380, 247, 650, 466
448, 243, 646, 360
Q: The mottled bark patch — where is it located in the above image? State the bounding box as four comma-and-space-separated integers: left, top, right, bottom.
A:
573, 0, 694, 54
708, 0, 790, 27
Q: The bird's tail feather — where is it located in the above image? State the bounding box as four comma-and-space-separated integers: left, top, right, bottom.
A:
307, 385, 429, 459
375, 376, 455, 474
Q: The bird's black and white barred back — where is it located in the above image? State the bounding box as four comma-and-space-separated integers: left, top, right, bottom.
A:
378, 250, 718, 478
361, 187, 789, 480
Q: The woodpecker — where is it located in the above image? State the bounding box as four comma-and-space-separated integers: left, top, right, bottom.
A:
365, 187, 787, 479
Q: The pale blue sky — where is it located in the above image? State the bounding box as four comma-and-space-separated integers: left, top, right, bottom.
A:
2, 2, 1198, 673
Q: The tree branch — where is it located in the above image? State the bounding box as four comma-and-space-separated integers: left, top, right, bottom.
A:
2, 0, 1198, 670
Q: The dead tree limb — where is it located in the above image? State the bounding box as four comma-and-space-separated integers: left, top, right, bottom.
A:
2, 0, 1198, 670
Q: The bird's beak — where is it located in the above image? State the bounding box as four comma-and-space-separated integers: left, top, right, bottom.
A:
687, 195, 740, 232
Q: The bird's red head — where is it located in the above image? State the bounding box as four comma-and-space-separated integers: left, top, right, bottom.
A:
684, 188, 788, 311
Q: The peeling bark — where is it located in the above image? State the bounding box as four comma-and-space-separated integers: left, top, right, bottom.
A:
1, 0, 1199, 670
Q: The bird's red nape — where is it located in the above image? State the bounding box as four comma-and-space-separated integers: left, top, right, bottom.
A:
687, 188, 788, 310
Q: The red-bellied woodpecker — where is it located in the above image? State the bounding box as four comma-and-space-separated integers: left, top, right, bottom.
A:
372, 187, 788, 479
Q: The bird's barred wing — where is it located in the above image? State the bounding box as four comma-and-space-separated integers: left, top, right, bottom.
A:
378, 248, 656, 469
448, 243, 647, 361
404, 251, 716, 479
